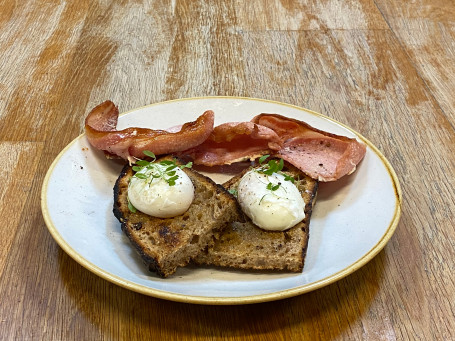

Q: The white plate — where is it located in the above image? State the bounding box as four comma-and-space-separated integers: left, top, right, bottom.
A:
41, 97, 401, 305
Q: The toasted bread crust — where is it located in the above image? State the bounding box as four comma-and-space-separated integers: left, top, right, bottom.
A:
194, 161, 318, 272
113, 157, 243, 278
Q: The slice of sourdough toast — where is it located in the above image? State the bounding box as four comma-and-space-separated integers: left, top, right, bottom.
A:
193, 162, 318, 272
113, 157, 243, 278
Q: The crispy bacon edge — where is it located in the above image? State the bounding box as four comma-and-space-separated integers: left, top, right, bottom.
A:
84, 100, 215, 163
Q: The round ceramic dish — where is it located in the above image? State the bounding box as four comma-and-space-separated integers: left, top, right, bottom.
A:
41, 97, 401, 305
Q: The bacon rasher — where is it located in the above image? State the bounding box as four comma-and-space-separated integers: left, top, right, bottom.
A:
84, 101, 215, 163
252, 114, 366, 181
182, 122, 283, 166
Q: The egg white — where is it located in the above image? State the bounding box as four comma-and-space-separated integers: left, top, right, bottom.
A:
128, 164, 194, 218
237, 170, 306, 231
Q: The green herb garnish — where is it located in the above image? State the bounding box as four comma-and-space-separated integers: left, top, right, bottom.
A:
228, 188, 238, 197
127, 151, 192, 212
266, 182, 281, 191
127, 197, 137, 213
256, 155, 295, 192
132, 151, 192, 186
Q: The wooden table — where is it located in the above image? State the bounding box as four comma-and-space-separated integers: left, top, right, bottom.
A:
1, 0, 454, 339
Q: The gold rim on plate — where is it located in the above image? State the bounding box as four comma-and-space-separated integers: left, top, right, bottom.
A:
41, 96, 402, 305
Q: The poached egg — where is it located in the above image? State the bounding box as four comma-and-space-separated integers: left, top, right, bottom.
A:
128, 164, 194, 218
237, 170, 306, 231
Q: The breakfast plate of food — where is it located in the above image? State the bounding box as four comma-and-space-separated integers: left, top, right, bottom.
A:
41, 96, 401, 304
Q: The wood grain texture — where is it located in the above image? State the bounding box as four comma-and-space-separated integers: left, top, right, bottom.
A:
0, 0, 454, 340
374, 0, 455, 126
235, 0, 389, 30
0, 142, 44, 275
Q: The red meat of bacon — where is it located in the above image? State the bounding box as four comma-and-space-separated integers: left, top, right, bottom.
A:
84, 100, 215, 163
252, 113, 366, 181
182, 121, 283, 166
